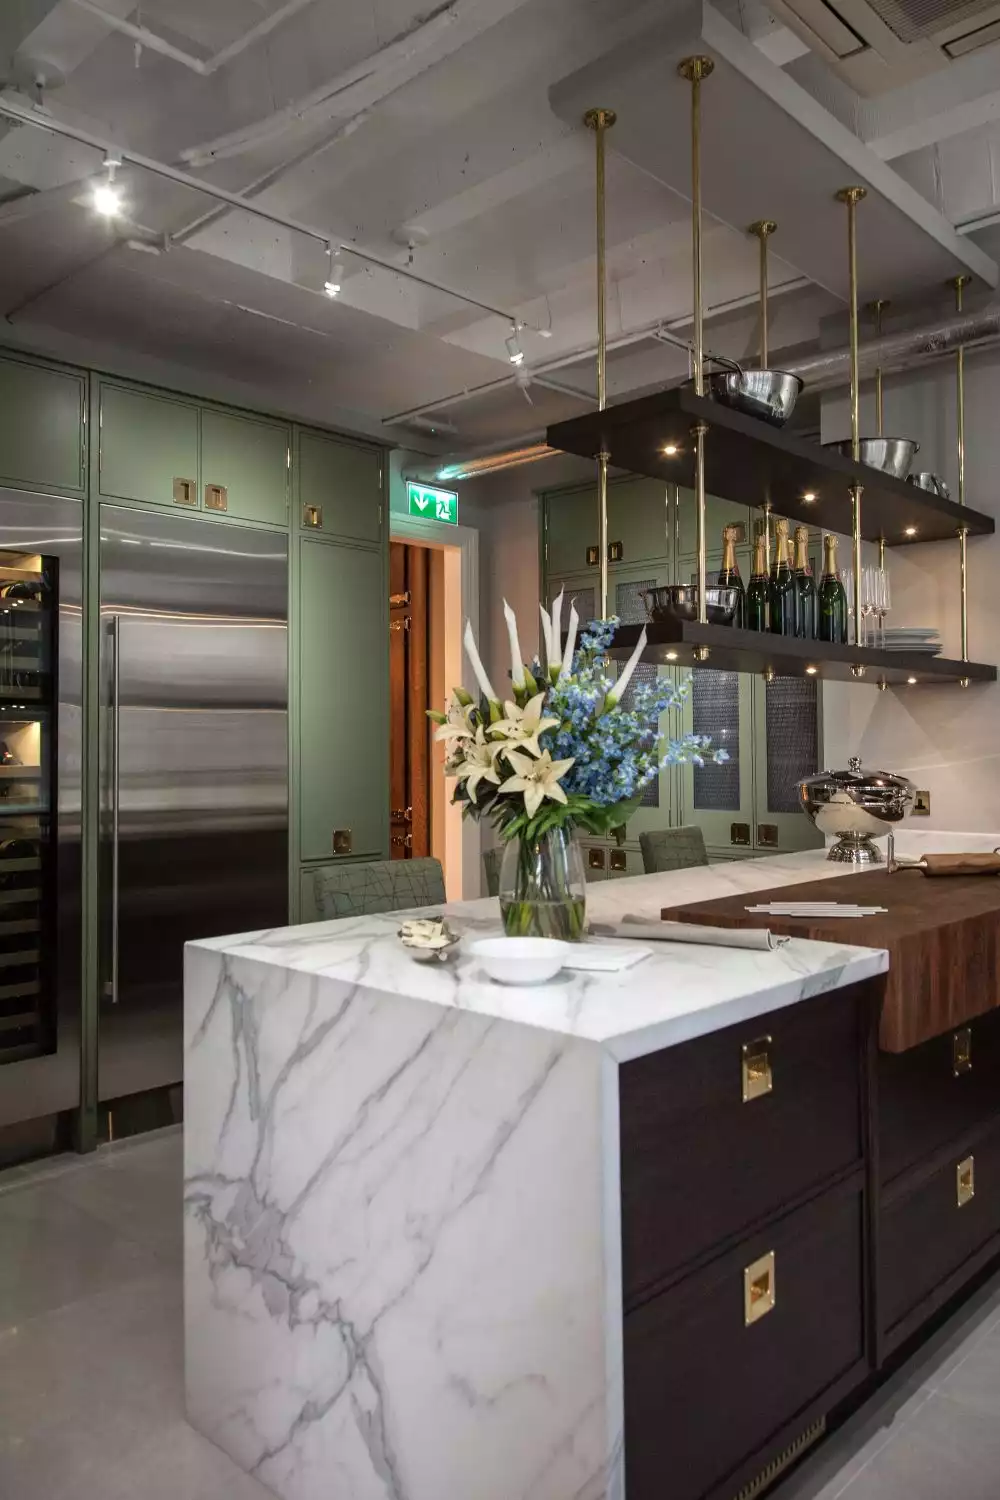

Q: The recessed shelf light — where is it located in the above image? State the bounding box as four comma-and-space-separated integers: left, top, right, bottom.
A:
663, 443, 680, 457
904, 526, 917, 537
802, 492, 817, 503
805, 665, 817, 675
907, 675, 918, 685
665, 650, 678, 661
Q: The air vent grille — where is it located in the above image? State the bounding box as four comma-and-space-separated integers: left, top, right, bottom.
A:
864, 0, 1000, 42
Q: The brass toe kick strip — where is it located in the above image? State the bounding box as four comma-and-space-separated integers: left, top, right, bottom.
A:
732, 1416, 827, 1500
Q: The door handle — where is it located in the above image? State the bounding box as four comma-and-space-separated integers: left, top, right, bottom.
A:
757, 824, 778, 847
731, 821, 751, 846
106, 615, 120, 1005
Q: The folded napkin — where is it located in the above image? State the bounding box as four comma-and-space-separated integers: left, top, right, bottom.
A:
589, 918, 788, 952
562, 943, 651, 973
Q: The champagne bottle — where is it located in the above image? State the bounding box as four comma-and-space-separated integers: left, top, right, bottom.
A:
717, 524, 746, 628
768, 518, 798, 635
818, 533, 848, 644
793, 525, 817, 639
746, 532, 769, 631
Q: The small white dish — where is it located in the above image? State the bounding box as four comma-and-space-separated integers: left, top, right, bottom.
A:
470, 936, 567, 985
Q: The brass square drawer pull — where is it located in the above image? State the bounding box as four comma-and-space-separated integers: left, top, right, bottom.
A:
204, 483, 228, 512
957, 1155, 975, 1207
953, 1026, 972, 1076
742, 1036, 773, 1102
744, 1250, 776, 1325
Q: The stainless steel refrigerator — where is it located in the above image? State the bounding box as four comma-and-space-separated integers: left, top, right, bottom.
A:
98, 505, 288, 1110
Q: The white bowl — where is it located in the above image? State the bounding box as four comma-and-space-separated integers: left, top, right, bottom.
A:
470, 936, 567, 986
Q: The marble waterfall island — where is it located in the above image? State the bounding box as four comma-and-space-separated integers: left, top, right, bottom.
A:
184, 864, 887, 1500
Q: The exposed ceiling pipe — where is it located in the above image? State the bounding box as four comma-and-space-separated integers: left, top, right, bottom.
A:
0, 96, 537, 330
430, 300, 1000, 480
67, 0, 318, 77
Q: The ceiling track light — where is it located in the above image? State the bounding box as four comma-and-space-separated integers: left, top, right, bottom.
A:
92, 151, 124, 217
324, 243, 344, 297
506, 324, 525, 366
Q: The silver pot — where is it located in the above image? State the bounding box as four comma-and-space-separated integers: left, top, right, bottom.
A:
798, 756, 915, 864
908, 471, 951, 499
706, 369, 803, 427
824, 437, 919, 480
640, 584, 740, 626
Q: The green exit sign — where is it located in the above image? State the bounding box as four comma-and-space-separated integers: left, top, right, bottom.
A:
407, 481, 458, 525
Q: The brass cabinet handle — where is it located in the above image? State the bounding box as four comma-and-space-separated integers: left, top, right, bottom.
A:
609, 848, 627, 872
757, 823, 779, 847
957, 1155, 975, 1207
332, 829, 352, 856
586, 545, 599, 566
303, 503, 323, 528
588, 847, 606, 870
390, 807, 413, 823
389, 618, 411, 633
731, 821, 751, 846
742, 1036, 773, 1102
391, 833, 412, 849
172, 477, 197, 506
608, 540, 623, 562
744, 1251, 776, 1325
204, 483, 228, 512
389, 591, 411, 608
953, 1027, 973, 1076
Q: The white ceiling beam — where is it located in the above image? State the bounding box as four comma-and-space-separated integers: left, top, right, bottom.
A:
63, 0, 320, 77
398, 135, 589, 241
859, 46, 1000, 161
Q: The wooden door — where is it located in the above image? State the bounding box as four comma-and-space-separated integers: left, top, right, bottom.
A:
389, 543, 431, 859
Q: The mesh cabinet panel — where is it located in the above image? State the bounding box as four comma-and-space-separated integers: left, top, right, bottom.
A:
691, 670, 741, 811
765, 676, 818, 814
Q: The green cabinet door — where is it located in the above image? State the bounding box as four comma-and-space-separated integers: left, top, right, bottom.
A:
298, 429, 382, 545
0, 354, 85, 494
750, 674, 824, 854
676, 487, 751, 561
606, 477, 671, 566
298, 538, 388, 863
544, 484, 596, 577
99, 382, 200, 508
201, 408, 289, 525
679, 667, 756, 856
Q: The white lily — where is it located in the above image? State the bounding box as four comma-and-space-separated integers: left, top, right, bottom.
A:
549, 588, 564, 679
490, 692, 559, 759
539, 603, 554, 671
502, 599, 526, 691
606, 624, 648, 705
499, 747, 575, 819
463, 619, 498, 704
434, 696, 476, 747
453, 727, 503, 803
559, 602, 579, 681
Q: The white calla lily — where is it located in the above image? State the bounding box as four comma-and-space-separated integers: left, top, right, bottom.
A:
499, 748, 575, 819
606, 624, 648, 705
538, 603, 554, 670
463, 619, 498, 704
502, 598, 526, 690
549, 588, 564, 679
560, 602, 579, 681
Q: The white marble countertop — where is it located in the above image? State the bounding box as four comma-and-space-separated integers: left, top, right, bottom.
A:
192, 847, 890, 1063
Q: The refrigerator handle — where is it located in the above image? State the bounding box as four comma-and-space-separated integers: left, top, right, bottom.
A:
109, 614, 120, 1006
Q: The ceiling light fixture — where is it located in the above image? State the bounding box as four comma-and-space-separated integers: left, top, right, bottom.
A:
663, 443, 680, 457
802, 491, 816, 502
904, 526, 917, 536
805, 665, 817, 675
92, 151, 124, 217
907, 675, 918, 684
324, 243, 344, 297
506, 325, 525, 366
665, 651, 678, 661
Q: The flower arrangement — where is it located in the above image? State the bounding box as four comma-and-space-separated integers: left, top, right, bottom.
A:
430, 592, 728, 937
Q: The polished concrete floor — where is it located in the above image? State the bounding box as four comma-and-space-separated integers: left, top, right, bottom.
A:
0, 1131, 999, 1499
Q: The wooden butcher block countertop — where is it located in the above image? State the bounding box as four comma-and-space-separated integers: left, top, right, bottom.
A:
662, 867, 1000, 1052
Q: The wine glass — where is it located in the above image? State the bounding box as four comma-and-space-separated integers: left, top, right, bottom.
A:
860, 566, 879, 648
875, 568, 891, 647
842, 566, 855, 644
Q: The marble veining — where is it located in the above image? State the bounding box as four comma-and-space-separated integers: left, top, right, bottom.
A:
184, 848, 900, 1500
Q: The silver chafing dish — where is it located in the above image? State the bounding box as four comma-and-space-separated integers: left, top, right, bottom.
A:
798, 756, 915, 864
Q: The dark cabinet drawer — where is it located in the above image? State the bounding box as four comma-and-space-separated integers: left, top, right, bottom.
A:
879, 1008, 1000, 1186
620, 985, 868, 1304
624, 1185, 866, 1500
881, 1122, 1000, 1345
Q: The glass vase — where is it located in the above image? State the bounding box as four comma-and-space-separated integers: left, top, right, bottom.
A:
498, 826, 587, 941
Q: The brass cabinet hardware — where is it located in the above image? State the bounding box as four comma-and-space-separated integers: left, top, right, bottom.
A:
586, 545, 600, 566
389, 617, 411, 633
957, 1155, 975, 1207
731, 821, 751, 846
332, 829, 352, 856
608, 540, 624, 562
390, 807, 413, 823
744, 1250, 776, 1325
172, 477, 197, 506
757, 823, 778, 847
302, 503, 323, 528
742, 1036, 773, 1102
391, 833, 413, 849
204, 483, 228, 512
389, 591, 411, 608
588, 846, 606, 870
609, 848, 627, 872
953, 1026, 973, 1076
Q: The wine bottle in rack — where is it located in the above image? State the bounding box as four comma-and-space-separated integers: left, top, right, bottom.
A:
768, 519, 798, 635
818, 533, 848, 644
746, 531, 769, 631
717, 523, 746, 628
793, 525, 817, 638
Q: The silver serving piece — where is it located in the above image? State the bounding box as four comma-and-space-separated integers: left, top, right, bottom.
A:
398, 915, 461, 963
907, 471, 951, 499
798, 756, 915, 864
640, 583, 740, 626
705, 368, 804, 427
825, 436, 919, 480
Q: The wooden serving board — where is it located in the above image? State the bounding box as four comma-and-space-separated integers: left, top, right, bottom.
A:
662, 868, 1000, 1052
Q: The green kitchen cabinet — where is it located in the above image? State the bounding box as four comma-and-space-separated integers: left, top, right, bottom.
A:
297, 429, 382, 546
679, 667, 756, 856
750, 674, 824, 855
543, 476, 670, 578
0, 353, 86, 495
298, 536, 388, 864
675, 486, 752, 566
200, 409, 289, 525
98, 382, 200, 509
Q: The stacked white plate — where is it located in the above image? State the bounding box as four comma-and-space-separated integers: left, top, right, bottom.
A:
880, 627, 942, 656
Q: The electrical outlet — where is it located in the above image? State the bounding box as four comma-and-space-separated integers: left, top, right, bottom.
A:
913, 789, 931, 816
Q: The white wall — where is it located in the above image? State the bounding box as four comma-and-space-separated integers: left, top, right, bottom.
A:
820, 345, 1000, 831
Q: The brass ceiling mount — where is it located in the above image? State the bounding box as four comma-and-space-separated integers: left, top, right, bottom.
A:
583, 107, 617, 131
678, 55, 715, 81
835, 185, 867, 205
748, 219, 777, 241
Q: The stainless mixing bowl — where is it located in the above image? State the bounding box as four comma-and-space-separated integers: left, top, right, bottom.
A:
825, 437, 920, 480
706, 369, 803, 427
640, 584, 740, 627
798, 756, 915, 864
908, 471, 950, 499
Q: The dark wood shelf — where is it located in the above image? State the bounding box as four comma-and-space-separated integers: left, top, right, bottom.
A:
547, 388, 995, 547
608, 619, 997, 685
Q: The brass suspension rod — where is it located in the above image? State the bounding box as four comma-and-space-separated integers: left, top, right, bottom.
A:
680, 55, 714, 640
867, 298, 888, 437
837, 186, 867, 646
749, 220, 777, 369
952, 273, 972, 669
585, 106, 616, 620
